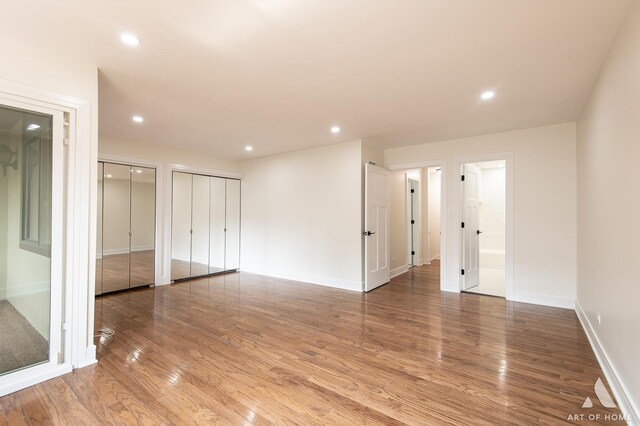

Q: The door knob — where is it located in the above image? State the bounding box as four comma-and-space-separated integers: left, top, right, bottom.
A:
363, 231, 376, 236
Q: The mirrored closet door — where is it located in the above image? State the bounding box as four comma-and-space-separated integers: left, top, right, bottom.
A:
96, 162, 156, 295
171, 172, 240, 281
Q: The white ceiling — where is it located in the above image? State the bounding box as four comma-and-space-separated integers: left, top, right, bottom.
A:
0, 0, 632, 159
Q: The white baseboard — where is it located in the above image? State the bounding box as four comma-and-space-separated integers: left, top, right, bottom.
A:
240, 268, 362, 292
511, 293, 575, 309
575, 301, 639, 425
390, 265, 410, 279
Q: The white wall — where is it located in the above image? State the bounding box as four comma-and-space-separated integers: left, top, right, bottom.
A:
385, 123, 577, 308
576, 0, 640, 420
0, 35, 99, 368
479, 165, 506, 253
241, 140, 363, 291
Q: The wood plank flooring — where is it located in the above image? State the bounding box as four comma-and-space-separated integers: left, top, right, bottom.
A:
0, 262, 622, 424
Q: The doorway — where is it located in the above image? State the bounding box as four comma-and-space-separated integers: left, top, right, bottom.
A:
0, 99, 66, 390
387, 166, 443, 281
461, 160, 506, 297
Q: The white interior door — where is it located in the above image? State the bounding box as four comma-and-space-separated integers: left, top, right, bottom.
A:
462, 163, 480, 289
364, 163, 389, 291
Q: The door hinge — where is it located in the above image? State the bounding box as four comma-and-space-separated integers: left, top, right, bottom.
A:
63, 137, 70, 146
410, 189, 415, 193
461, 269, 465, 275
411, 220, 415, 224
461, 222, 465, 228
62, 322, 68, 330
411, 251, 415, 255
461, 175, 465, 181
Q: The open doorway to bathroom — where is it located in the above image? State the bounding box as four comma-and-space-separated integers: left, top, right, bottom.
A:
461, 160, 506, 297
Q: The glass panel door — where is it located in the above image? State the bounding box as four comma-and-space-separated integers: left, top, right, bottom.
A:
96, 162, 103, 295
130, 166, 155, 288
191, 175, 210, 277
101, 163, 131, 293
171, 172, 192, 280
0, 102, 62, 377
209, 177, 225, 274
225, 179, 241, 270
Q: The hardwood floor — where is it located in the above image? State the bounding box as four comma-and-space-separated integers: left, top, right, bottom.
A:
0, 262, 622, 425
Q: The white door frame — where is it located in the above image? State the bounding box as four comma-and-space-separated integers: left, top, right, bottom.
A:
0, 78, 96, 396
455, 153, 513, 300
388, 160, 447, 291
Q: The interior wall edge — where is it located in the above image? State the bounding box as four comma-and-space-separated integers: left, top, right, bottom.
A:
575, 301, 640, 425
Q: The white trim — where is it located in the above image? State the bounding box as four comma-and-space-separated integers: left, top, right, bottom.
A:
386, 159, 447, 292
390, 265, 410, 279
454, 153, 514, 300
0, 77, 97, 380
0, 364, 72, 398
575, 301, 639, 425
169, 163, 241, 180
241, 269, 361, 292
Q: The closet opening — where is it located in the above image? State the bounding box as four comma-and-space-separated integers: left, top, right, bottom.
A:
95, 161, 156, 296
170, 171, 240, 282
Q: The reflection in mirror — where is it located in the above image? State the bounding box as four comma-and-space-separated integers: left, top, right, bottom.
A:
0, 104, 52, 376
101, 163, 131, 293
191, 175, 210, 277
130, 167, 155, 288
225, 179, 241, 270
171, 172, 192, 280
209, 177, 225, 273
96, 162, 103, 295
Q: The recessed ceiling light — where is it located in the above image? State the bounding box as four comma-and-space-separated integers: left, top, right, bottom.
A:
481, 91, 495, 100
120, 33, 141, 47
245, 146, 254, 152
106, 174, 113, 178
136, 169, 142, 174
331, 126, 341, 134
132, 115, 144, 123
26, 123, 40, 131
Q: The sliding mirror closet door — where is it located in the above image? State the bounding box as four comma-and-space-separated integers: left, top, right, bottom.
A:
209, 177, 226, 274
130, 167, 156, 288
96, 162, 103, 295
171, 172, 192, 280
101, 163, 131, 293
191, 175, 210, 277
225, 179, 241, 270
